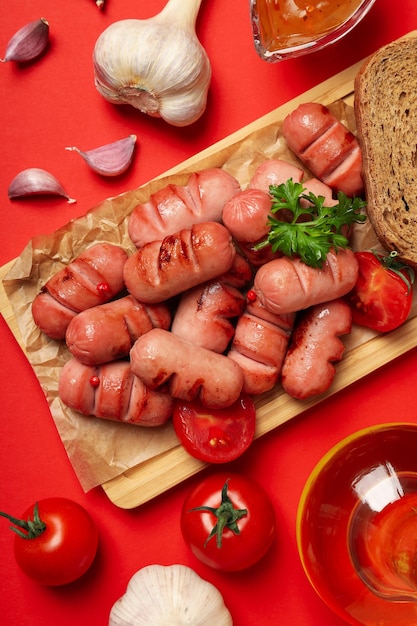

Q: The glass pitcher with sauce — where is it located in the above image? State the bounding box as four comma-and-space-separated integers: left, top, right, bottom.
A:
250, 0, 378, 61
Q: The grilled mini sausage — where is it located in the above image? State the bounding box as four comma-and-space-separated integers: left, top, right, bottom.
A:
222, 188, 278, 266
171, 281, 245, 353
253, 248, 359, 315
66, 295, 172, 365
123, 222, 236, 304
128, 168, 241, 248
130, 328, 244, 409
228, 298, 295, 395
281, 298, 352, 399
32, 243, 128, 339
222, 188, 273, 243
282, 102, 363, 197
249, 158, 304, 193
58, 358, 173, 426
301, 178, 338, 207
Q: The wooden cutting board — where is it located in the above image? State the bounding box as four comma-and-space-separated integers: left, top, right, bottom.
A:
2, 35, 417, 509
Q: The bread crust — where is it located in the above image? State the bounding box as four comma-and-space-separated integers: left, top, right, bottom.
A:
354, 37, 417, 268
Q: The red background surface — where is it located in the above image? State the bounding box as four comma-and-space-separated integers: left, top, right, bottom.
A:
1, 1, 417, 624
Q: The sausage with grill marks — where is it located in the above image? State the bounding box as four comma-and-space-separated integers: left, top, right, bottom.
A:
282, 102, 363, 197
170, 253, 251, 353
171, 281, 245, 353
128, 168, 241, 248
58, 358, 173, 426
249, 158, 304, 193
66, 295, 172, 365
281, 298, 352, 399
227, 298, 295, 395
130, 328, 244, 409
253, 248, 359, 315
32, 243, 128, 340
123, 222, 237, 304
222, 188, 278, 267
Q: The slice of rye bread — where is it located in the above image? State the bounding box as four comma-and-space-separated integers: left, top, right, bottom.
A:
354, 36, 417, 269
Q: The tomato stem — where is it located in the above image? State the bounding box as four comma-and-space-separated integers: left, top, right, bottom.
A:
0, 502, 46, 539
373, 249, 415, 294
189, 479, 248, 549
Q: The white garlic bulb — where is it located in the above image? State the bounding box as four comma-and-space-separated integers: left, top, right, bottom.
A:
93, 0, 211, 127
109, 564, 233, 626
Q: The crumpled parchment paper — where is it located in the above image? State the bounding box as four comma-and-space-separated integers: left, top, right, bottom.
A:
3, 101, 410, 492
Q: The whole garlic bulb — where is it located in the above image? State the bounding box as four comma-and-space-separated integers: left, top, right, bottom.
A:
93, 0, 211, 127
109, 564, 233, 626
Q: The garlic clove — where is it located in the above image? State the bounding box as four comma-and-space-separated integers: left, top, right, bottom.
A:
8, 168, 76, 203
65, 134, 137, 177
1, 18, 49, 63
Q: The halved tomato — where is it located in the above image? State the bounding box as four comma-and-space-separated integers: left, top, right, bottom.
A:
346, 251, 414, 332
172, 394, 256, 463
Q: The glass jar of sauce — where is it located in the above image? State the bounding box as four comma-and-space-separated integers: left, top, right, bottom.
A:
250, 0, 378, 61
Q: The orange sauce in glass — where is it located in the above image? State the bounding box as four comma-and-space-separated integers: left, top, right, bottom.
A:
350, 488, 417, 597
256, 0, 366, 51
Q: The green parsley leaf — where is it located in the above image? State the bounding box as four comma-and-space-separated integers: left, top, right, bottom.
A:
256, 179, 367, 268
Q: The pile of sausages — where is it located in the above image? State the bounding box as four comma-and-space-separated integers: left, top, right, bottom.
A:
32, 102, 364, 428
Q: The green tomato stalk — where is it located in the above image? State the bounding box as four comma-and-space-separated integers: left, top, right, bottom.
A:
190, 480, 248, 549
373, 249, 415, 294
0, 502, 46, 539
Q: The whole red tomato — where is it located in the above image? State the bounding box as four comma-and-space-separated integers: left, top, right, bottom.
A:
181, 473, 276, 571
1, 497, 98, 585
346, 251, 414, 332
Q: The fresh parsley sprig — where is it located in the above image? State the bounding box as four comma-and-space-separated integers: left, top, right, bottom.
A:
256, 179, 367, 268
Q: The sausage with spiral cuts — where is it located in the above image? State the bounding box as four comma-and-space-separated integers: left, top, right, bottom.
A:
222, 173, 337, 267
282, 102, 363, 197
253, 248, 359, 315
170, 253, 251, 353
171, 281, 245, 353
32, 243, 128, 340
227, 297, 295, 395
222, 188, 278, 266
222, 188, 273, 243
128, 168, 241, 248
130, 328, 244, 409
123, 222, 236, 304
65, 295, 172, 365
281, 298, 352, 399
215, 252, 253, 289
248, 160, 303, 263
58, 358, 173, 426
249, 159, 304, 193
301, 178, 338, 207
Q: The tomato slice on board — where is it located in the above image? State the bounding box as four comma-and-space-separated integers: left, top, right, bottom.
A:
172, 394, 256, 463
345, 251, 414, 333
